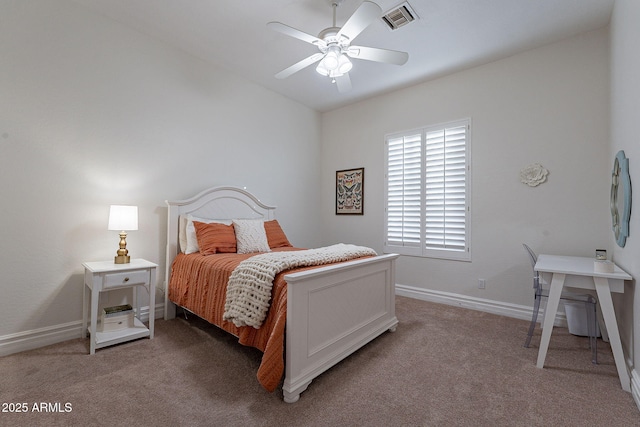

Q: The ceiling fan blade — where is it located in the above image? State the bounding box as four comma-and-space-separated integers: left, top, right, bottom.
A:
275, 53, 325, 79
347, 46, 409, 65
267, 22, 324, 46
336, 1, 382, 41
334, 73, 352, 93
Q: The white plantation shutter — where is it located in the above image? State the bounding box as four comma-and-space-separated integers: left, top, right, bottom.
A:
425, 123, 468, 252
386, 133, 422, 253
385, 119, 471, 261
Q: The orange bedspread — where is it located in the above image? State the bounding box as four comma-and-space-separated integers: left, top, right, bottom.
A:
169, 247, 314, 392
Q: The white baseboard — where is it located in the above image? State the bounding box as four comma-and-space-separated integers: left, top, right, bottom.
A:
0, 303, 164, 357
0, 320, 83, 358
1, 287, 536, 357
395, 283, 569, 327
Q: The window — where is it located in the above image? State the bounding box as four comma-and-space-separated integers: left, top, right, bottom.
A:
384, 119, 471, 261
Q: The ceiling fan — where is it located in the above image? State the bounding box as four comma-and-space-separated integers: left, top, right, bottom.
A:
267, 0, 409, 93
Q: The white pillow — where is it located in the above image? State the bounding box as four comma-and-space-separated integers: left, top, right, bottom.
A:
232, 219, 271, 254
181, 215, 231, 254
179, 215, 189, 253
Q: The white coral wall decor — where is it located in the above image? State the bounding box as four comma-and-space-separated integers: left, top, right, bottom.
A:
520, 163, 549, 187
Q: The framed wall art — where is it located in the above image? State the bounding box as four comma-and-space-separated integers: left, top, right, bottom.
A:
610, 150, 631, 247
336, 167, 364, 215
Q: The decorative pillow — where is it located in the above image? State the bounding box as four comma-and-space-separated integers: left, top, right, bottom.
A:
232, 219, 271, 254
179, 215, 189, 253
193, 221, 236, 255
264, 220, 292, 248
182, 215, 232, 254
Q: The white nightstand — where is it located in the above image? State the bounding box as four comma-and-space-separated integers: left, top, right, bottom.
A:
82, 258, 157, 354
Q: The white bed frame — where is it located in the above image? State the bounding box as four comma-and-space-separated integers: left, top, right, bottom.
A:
164, 186, 398, 403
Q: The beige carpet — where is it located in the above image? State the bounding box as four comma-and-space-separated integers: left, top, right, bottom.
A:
1, 296, 639, 426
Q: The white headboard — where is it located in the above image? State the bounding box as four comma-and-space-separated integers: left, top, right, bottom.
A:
164, 186, 276, 318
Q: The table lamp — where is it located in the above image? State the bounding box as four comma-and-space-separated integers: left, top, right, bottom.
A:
108, 205, 138, 264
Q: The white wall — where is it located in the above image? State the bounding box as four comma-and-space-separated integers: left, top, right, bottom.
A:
0, 1, 322, 342
321, 28, 610, 308
610, 0, 640, 399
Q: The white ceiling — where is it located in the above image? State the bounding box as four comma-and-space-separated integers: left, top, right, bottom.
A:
73, 0, 614, 112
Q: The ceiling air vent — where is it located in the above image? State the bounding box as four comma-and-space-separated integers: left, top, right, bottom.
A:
382, 2, 417, 31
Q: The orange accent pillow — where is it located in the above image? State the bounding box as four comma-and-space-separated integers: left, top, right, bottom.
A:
194, 221, 236, 255
264, 220, 292, 248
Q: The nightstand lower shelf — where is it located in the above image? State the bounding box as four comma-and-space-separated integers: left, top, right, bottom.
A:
93, 317, 150, 350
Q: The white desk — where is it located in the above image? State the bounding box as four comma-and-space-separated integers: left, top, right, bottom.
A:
534, 254, 632, 391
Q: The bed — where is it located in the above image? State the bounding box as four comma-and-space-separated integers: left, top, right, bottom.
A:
164, 186, 398, 403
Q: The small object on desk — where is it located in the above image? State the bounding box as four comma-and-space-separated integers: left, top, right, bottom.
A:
595, 249, 607, 260
594, 259, 615, 273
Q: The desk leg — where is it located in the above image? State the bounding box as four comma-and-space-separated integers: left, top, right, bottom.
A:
596, 306, 610, 343
594, 277, 630, 392
537, 273, 565, 368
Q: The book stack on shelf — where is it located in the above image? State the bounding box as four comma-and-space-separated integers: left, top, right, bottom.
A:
99, 304, 134, 332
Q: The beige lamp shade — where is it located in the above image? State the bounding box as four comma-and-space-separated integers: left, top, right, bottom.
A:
108, 205, 138, 231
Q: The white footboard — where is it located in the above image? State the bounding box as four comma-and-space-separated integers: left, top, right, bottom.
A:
282, 253, 398, 403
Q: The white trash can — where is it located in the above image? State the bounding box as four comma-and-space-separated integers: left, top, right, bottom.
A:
564, 301, 600, 337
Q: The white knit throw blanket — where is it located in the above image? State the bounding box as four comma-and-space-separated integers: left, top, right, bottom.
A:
223, 243, 377, 328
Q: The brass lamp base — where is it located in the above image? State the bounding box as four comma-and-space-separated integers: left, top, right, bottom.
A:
114, 255, 131, 264
114, 231, 131, 264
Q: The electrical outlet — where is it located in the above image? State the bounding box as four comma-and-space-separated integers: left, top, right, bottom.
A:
478, 279, 486, 289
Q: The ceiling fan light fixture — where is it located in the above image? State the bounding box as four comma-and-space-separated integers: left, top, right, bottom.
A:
323, 47, 341, 70
316, 60, 329, 76
317, 54, 351, 78
338, 54, 353, 74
